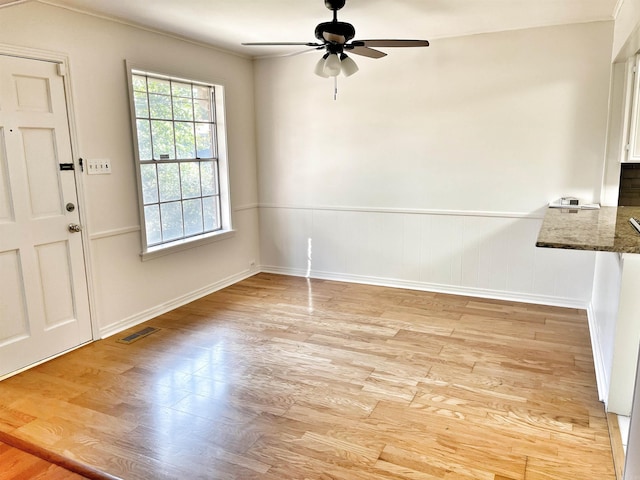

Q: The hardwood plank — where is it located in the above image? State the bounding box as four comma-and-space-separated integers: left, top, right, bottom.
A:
0, 273, 615, 479
0, 435, 115, 480
0, 441, 86, 480
607, 412, 625, 480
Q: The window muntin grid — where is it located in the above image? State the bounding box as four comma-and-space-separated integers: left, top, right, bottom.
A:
131, 72, 222, 247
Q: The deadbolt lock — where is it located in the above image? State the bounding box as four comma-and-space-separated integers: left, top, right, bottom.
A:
66, 203, 76, 212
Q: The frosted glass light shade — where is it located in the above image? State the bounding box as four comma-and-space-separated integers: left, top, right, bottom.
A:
314, 56, 330, 77
324, 54, 341, 77
340, 54, 359, 77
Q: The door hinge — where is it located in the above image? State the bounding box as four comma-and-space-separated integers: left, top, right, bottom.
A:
78, 158, 84, 172
59, 163, 75, 171
57, 63, 66, 77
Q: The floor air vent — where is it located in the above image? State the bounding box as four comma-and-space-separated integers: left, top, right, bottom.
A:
116, 326, 160, 344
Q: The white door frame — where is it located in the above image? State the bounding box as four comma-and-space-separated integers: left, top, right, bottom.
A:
0, 42, 98, 344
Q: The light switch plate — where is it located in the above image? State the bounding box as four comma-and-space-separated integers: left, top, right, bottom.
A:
87, 158, 111, 175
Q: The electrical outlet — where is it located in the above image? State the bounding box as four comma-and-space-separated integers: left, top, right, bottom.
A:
87, 158, 112, 175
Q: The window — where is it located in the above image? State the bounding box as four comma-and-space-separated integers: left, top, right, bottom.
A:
127, 66, 232, 258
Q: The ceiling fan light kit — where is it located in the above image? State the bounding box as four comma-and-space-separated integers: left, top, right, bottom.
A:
339, 53, 359, 77
314, 53, 331, 77
242, 0, 429, 81
324, 53, 342, 76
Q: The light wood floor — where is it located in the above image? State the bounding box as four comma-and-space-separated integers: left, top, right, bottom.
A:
0, 273, 615, 479
0, 441, 87, 479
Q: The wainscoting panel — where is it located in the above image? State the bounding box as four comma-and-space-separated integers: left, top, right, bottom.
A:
259, 206, 596, 307
90, 206, 261, 337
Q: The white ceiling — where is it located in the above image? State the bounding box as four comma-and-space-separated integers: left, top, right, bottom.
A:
35, 0, 619, 57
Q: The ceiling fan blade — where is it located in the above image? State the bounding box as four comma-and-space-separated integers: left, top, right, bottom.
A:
272, 47, 325, 58
347, 46, 387, 59
355, 39, 430, 48
242, 42, 323, 47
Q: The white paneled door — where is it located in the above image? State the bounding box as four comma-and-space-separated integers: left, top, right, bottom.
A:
0, 55, 92, 378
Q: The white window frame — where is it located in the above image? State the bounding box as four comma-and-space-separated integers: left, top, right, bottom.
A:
126, 62, 233, 260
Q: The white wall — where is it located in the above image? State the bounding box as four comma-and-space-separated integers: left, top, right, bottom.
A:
591, 58, 626, 410
260, 207, 596, 306
614, 0, 640, 61
624, 347, 640, 479
601, 61, 627, 207
255, 21, 612, 306
0, 3, 261, 336
593, 0, 640, 418
590, 252, 623, 403
609, 1, 640, 477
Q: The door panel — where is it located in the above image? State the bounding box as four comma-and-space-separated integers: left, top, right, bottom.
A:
14, 74, 52, 113
0, 132, 11, 220
0, 249, 28, 345
36, 240, 75, 328
0, 55, 92, 377
21, 127, 63, 217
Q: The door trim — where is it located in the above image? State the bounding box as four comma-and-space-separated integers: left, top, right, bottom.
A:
0, 42, 98, 341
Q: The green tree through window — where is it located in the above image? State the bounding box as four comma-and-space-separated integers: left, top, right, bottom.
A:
128, 69, 227, 253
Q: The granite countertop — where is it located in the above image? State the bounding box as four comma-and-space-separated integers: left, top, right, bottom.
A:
536, 206, 640, 254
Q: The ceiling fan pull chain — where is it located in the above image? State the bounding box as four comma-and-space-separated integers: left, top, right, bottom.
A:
334, 76, 338, 101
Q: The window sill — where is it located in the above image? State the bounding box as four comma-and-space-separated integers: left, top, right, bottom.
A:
140, 229, 236, 261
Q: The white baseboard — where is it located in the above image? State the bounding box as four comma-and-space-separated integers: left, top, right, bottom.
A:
260, 265, 590, 309
99, 267, 259, 339
587, 302, 610, 405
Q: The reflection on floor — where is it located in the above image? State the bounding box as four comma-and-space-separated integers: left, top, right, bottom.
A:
0, 273, 616, 479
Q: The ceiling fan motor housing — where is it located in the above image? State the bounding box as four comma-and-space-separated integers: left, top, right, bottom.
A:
315, 21, 356, 43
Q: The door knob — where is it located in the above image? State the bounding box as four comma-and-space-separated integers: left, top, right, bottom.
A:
68, 223, 82, 233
